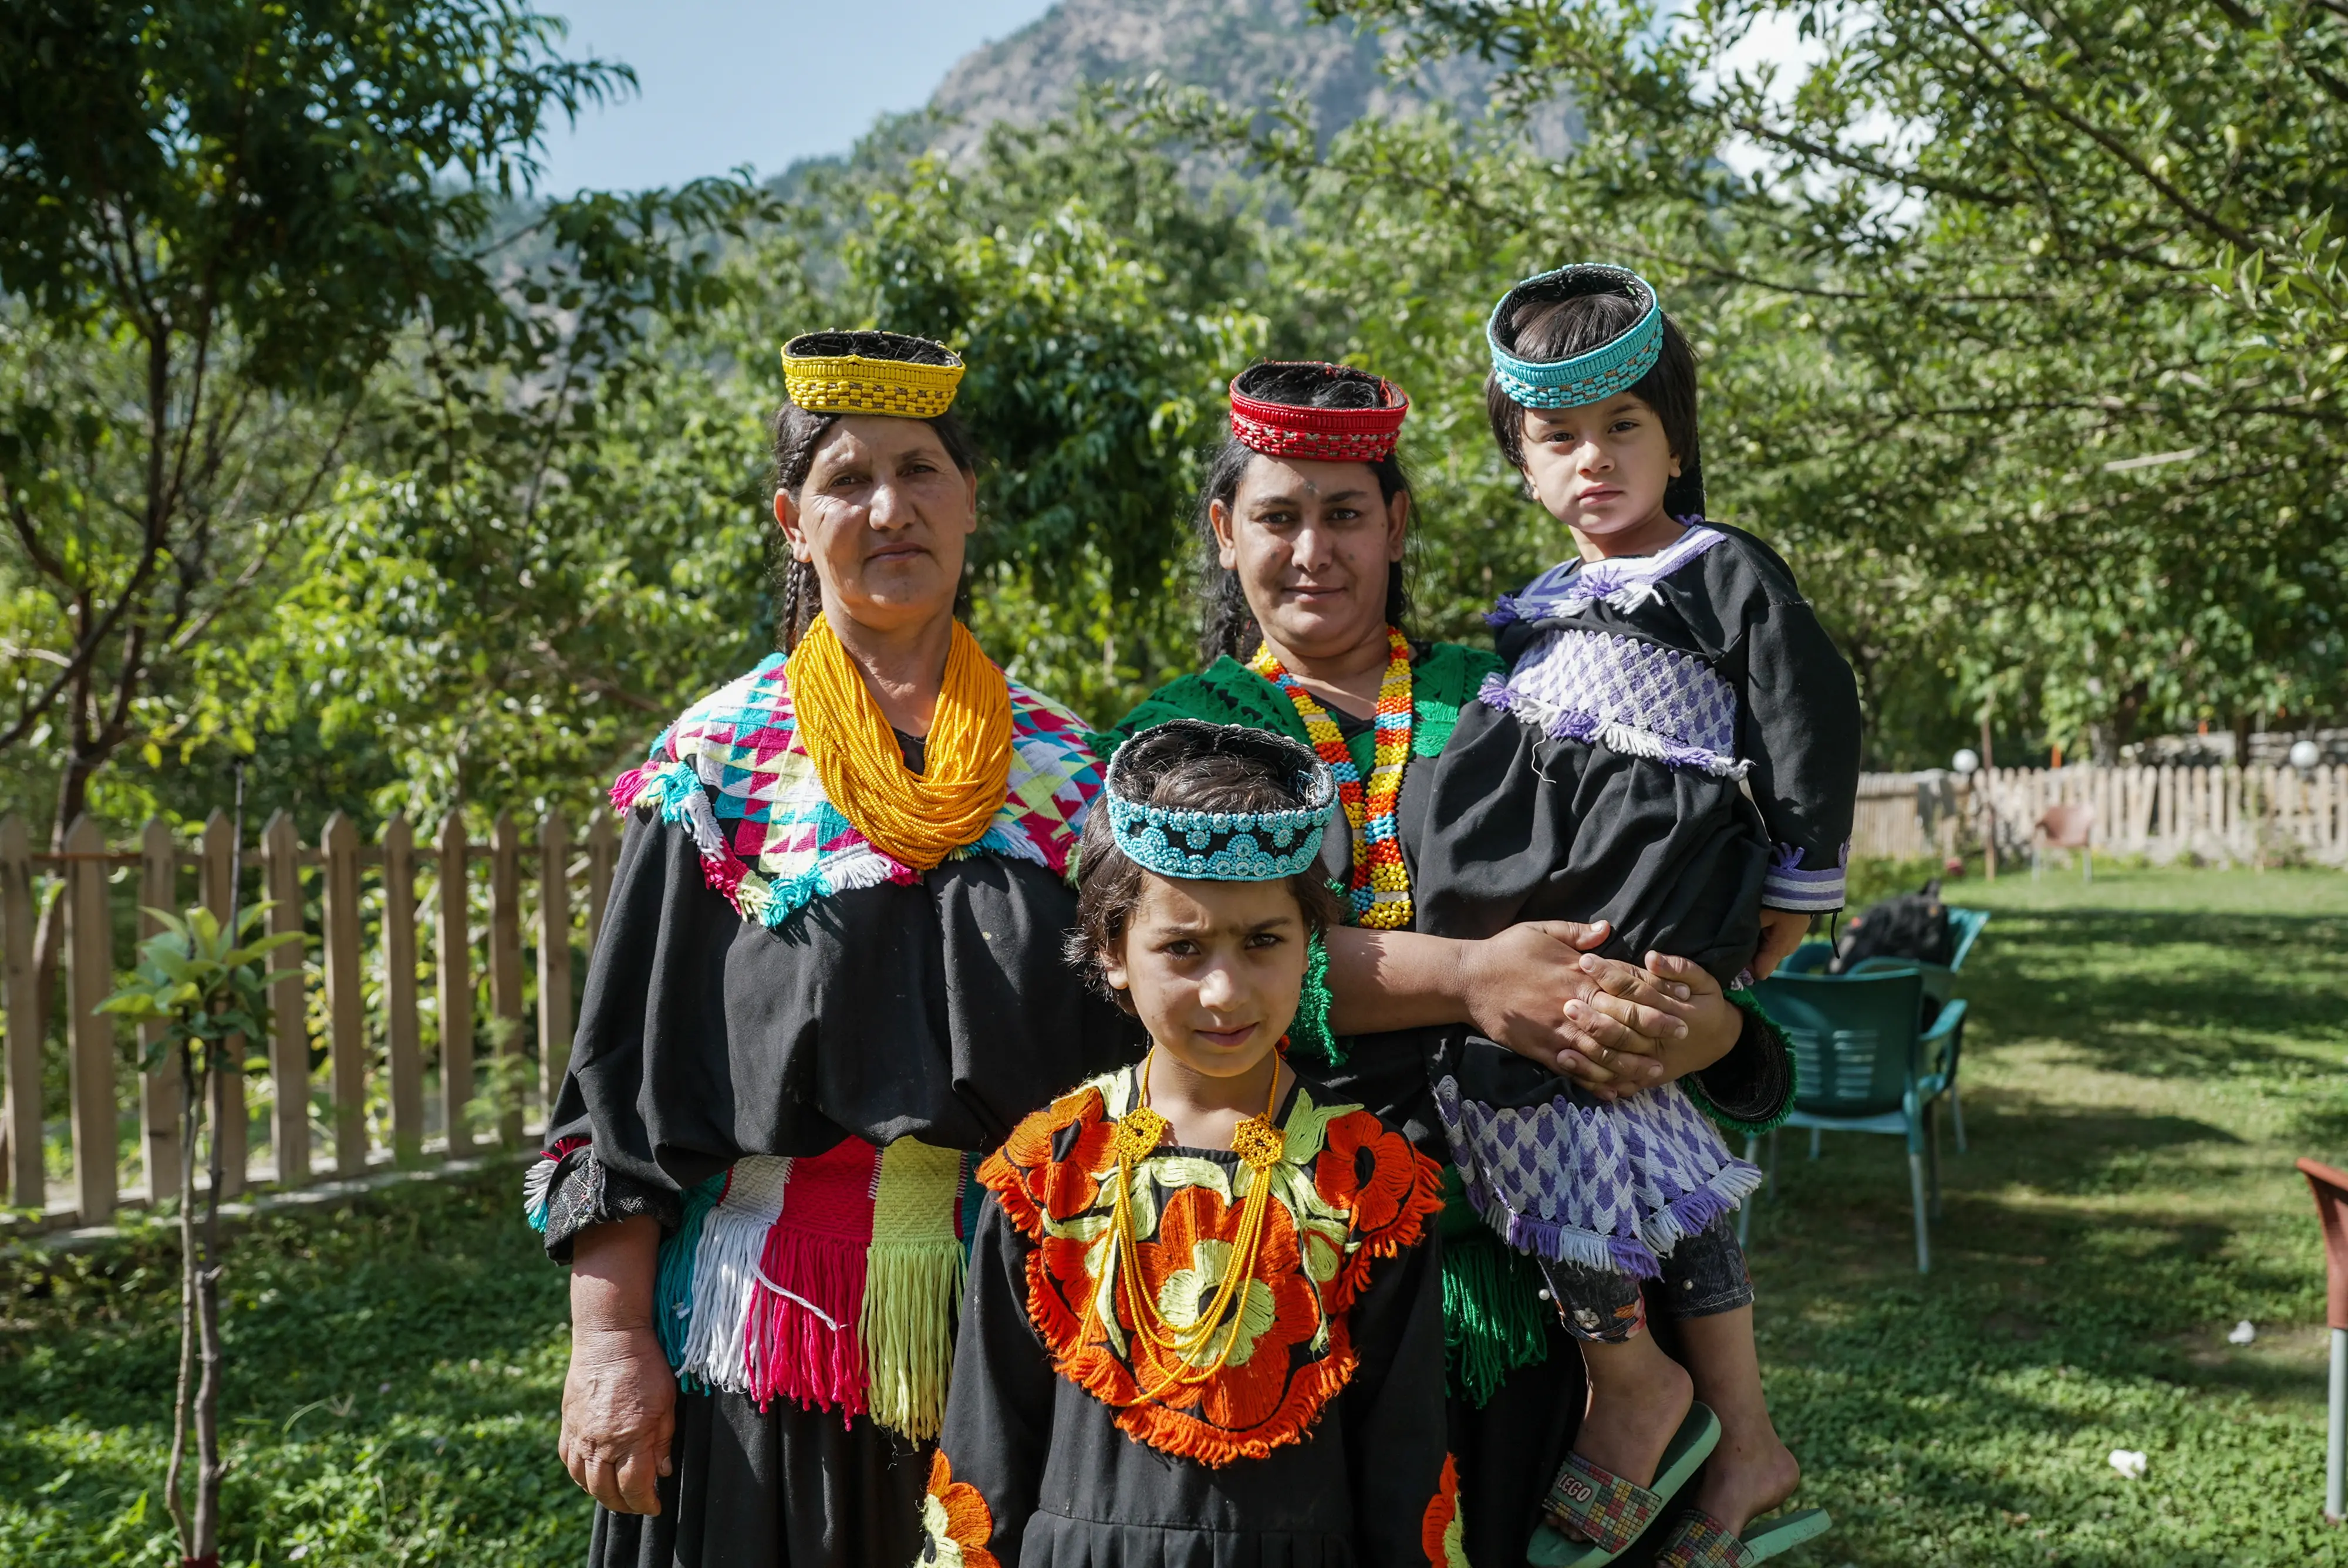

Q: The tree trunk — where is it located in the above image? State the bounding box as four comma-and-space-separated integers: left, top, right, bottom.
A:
165, 1039, 198, 1558
188, 1040, 227, 1567
29, 741, 100, 1033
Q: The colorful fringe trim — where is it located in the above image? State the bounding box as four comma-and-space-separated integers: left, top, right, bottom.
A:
1433, 1075, 1766, 1280
861, 1140, 968, 1441
1440, 1226, 1552, 1408
527, 1135, 971, 1440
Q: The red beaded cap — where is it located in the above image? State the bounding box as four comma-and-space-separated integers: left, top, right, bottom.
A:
1227, 362, 1410, 461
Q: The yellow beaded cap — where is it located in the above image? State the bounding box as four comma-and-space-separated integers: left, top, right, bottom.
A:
781, 331, 965, 417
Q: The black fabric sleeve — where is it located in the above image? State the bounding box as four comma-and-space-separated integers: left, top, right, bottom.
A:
1341, 1230, 1462, 1568
1685, 991, 1797, 1137
1698, 530, 1863, 913
544, 811, 1142, 1207
930, 1192, 1058, 1566
537, 1147, 682, 1265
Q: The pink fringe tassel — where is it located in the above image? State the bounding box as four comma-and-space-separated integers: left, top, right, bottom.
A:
744, 1225, 869, 1416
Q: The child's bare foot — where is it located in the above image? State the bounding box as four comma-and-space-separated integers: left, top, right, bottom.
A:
1550, 1339, 1694, 1537
1693, 1428, 1800, 1539
1678, 1304, 1802, 1537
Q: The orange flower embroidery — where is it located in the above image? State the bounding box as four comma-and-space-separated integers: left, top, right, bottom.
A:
1422, 1454, 1468, 1568
919, 1450, 1000, 1568
1124, 1186, 1326, 1432
1317, 1110, 1419, 1235
986, 1085, 1114, 1234
992, 1068, 1445, 1469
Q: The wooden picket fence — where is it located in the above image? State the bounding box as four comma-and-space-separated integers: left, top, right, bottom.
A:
0, 807, 619, 1229
1850, 763, 2348, 868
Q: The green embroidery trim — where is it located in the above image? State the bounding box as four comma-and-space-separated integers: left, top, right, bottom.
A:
1685, 989, 1799, 1137
1405, 643, 1503, 758
1436, 1169, 1551, 1405
1288, 932, 1340, 1066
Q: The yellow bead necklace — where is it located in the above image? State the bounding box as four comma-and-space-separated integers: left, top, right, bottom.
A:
785, 612, 1013, 871
1102, 1048, 1287, 1400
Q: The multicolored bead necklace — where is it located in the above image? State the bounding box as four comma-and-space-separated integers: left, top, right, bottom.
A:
1249, 626, 1414, 929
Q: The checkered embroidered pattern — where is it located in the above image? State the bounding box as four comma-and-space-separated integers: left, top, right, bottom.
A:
1250, 627, 1415, 928
1481, 628, 1751, 780
1432, 1074, 1763, 1280
608, 653, 1100, 929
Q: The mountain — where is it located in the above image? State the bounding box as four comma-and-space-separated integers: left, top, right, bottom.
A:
923, 0, 1564, 159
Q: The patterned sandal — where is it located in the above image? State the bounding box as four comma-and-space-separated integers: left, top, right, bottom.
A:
1654, 1507, 1833, 1567
1526, 1403, 1721, 1568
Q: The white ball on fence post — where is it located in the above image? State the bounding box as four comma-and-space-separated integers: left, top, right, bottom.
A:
2289, 739, 2321, 771
1952, 748, 1981, 776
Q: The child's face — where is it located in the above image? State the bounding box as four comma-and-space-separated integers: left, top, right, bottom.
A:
1517, 394, 1681, 542
1100, 872, 1307, 1081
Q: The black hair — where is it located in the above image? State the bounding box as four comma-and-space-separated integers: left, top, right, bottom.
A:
770, 331, 983, 652
1485, 291, 1706, 518
1068, 724, 1342, 1013
1195, 361, 1415, 666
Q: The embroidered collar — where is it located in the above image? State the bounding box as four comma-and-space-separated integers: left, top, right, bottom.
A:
1487, 522, 1725, 626
610, 653, 1102, 928
979, 1065, 1442, 1466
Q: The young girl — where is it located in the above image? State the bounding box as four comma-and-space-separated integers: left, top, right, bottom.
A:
1417, 267, 1860, 1567
922, 719, 1466, 1568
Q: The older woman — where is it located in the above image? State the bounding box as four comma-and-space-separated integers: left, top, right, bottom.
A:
529, 331, 1142, 1568
1104, 361, 1796, 1566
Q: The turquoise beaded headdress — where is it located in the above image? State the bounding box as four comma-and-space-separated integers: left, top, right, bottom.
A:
1486, 264, 1662, 409
1105, 721, 1337, 881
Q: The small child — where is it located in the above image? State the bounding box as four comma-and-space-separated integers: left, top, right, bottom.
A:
1417, 266, 1860, 1566
921, 720, 1465, 1568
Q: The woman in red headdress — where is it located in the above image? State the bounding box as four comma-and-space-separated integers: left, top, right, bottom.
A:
1097, 360, 1799, 1564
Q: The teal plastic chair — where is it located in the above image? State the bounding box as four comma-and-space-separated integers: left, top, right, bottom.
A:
1847, 905, 1989, 1150
1945, 906, 1991, 973
1737, 967, 1966, 1272
1780, 939, 1836, 976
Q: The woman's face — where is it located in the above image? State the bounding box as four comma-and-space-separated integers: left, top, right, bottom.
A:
1209, 453, 1408, 664
774, 415, 977, 638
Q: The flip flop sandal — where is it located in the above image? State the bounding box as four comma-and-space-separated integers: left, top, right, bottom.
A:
1526, 1403, 1722, 1568
1653, 1506, 1834, 1567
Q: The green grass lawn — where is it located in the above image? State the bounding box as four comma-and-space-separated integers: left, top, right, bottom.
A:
3, 865, 2343, 1565
1747, 864, 2348, 1564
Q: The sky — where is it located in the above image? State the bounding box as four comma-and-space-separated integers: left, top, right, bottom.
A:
531, 0, 1060, 194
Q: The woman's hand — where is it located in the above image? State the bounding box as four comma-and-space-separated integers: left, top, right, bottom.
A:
1460, 922, 1692, 1084
1525, 949, 1746, 1102
559, 1216, 673, 1515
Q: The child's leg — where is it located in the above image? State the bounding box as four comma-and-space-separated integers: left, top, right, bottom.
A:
1659, 1219, 1800, 1536
1536, 1257, 1693, 1535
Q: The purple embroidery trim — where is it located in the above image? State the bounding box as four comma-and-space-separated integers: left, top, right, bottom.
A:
1475, 624, 1752, 779
1486, 522, 1724, 628
1432, 1074, 1765, 1279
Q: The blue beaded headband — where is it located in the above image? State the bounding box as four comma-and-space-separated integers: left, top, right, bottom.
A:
1104, 721, 1337, 882
1486, 264, 1663, 409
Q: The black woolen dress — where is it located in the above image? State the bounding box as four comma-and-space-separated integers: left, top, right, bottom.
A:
531, 657, 1143, 1568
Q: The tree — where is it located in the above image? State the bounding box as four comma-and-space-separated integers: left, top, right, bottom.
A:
96, 778, 299, 1568
1307, 0, 2348, 759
